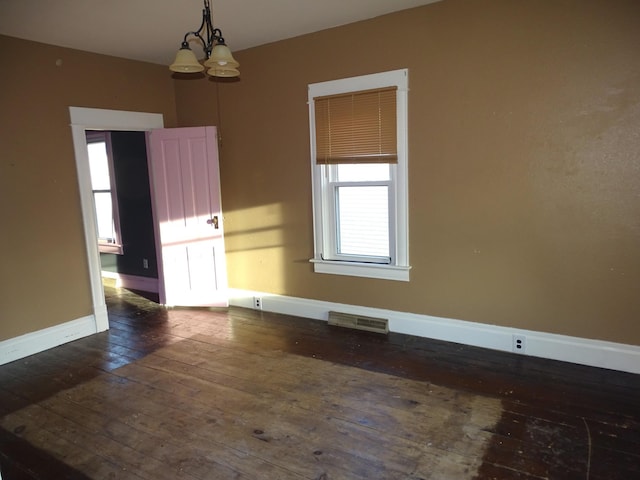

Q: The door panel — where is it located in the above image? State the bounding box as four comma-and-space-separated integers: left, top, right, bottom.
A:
147, 126, 228, 307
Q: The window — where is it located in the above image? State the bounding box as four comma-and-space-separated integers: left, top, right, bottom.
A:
308, 69, 410, 281
85, 131, 123, 254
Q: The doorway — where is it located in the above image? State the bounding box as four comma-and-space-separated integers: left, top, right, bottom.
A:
85, 130, 160, 297
69, 107, 164, 333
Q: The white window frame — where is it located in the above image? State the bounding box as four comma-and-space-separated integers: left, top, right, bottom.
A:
86, 131, 124, 255
308, 69, 410, 281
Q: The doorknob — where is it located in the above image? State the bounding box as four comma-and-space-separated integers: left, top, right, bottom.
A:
207, 216, 219, 229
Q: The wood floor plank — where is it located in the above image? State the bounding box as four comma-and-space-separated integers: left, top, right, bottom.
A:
22, 341, 493, 479
1, 403, 189, 480
142, 340, 503, 452
110, 344, 500, 478
31, 373, 319, 480
82, 377, 365, 480
108, 361, 425, 478
1, 284, 639, 479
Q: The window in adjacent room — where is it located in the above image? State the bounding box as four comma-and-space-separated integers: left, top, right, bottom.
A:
85, 131, 123, 254
308, 69, 410, 281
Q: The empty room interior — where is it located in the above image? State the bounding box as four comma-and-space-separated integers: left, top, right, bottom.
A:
0, 0, 639, 479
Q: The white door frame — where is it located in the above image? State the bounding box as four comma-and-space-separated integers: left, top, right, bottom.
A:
69, 107, 164, 332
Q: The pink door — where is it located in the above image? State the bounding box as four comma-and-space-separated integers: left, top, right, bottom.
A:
147, 126, 228, 307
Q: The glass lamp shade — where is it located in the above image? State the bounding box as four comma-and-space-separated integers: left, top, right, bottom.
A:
207, 66, 240, 78
169, 48, 204, 73
204, 44, 239, 68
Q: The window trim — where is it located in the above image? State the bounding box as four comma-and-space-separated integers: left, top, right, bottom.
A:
86, 131, 124, 255
308, 69, 410, 281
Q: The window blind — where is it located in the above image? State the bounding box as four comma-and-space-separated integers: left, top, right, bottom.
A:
314, 86, 397, 164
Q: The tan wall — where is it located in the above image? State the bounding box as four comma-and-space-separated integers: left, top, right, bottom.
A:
0, 35, 177, 341
176, 0, 640, 345
2, 0, 638, 348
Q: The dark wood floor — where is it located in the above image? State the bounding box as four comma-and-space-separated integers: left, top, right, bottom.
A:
0, 285, 638, 479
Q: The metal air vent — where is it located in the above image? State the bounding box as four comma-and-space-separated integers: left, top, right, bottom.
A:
328, 311, 389, 334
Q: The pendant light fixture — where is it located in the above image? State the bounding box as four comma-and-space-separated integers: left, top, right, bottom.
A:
169, 0, 239, 78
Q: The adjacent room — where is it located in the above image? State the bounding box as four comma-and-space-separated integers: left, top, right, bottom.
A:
1, 0, 639, 478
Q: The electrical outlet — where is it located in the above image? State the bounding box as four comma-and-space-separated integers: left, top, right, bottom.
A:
142, 258, 149, 269
253, 297, 263, 310
512, 334, 526, 353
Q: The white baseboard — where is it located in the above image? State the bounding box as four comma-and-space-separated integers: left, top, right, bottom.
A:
102, 271, 159, 293
0, 315, 97, 366
228, 289, 640, 375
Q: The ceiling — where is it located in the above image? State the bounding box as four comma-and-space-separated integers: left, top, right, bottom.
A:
0, 0, 441, 66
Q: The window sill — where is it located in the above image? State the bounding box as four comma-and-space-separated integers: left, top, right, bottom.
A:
310, 258, 410, 282
98, 244, 124, 255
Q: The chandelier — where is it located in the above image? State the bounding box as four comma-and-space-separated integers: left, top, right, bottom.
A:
169, 0, 239, 78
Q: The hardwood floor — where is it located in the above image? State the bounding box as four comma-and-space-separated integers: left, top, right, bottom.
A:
0, 285, 638, 479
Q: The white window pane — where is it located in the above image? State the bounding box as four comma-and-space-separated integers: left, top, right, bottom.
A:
336, 186, 389, 257
94, 192, 115, 242
337, 163, 390, 182
87, 142, 111, 190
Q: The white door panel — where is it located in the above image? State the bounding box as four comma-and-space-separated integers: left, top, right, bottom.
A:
147, 126, 228, 307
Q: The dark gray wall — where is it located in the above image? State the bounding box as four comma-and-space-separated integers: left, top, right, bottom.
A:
100, 131, 157, 279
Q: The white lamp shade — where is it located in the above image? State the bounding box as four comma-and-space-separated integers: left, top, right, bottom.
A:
205, 44, 239, 68
170, 48, 204, 73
